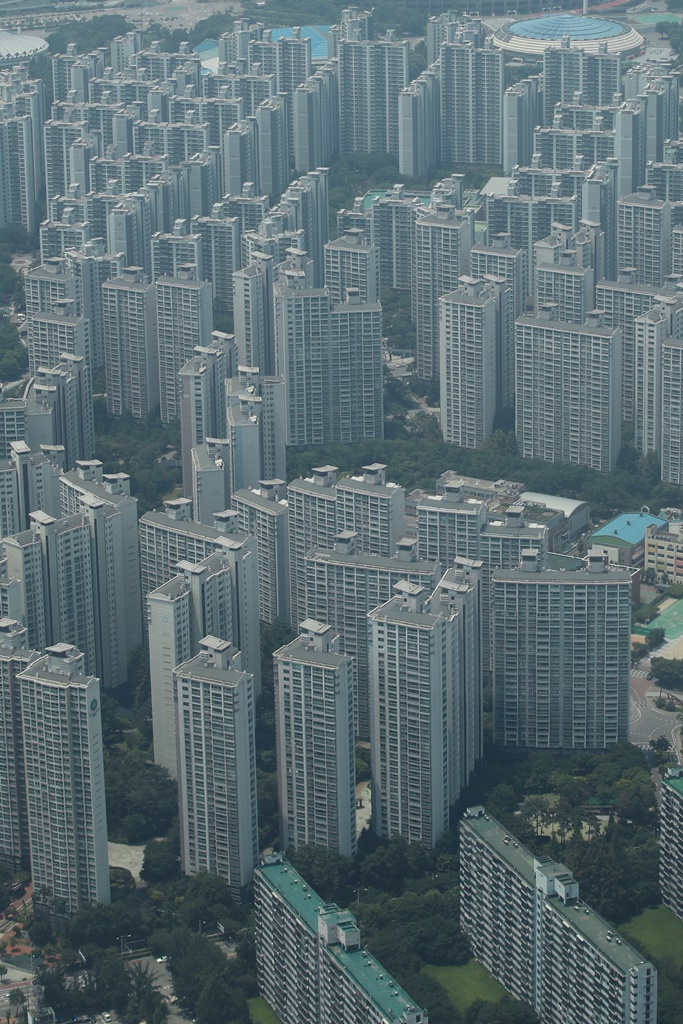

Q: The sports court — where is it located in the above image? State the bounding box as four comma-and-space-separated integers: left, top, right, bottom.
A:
633, 598, 683, 640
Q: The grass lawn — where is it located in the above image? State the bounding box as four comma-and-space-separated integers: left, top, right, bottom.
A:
248, 997, 280, 1024
422, 960, 507, 1013
621, 906, 683, 965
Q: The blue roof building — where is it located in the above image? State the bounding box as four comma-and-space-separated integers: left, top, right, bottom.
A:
589, 511, 667, 566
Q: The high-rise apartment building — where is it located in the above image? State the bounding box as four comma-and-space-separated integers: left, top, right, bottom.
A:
416, 493, 548, 671
515, 307, 622, 472
661, 766, 683, 922
439, 41, 504, 166
25, 298, 95, 467
59, 461, 142, 659
178, 335, 233, 499
368, 580, 461, 849
661, 336, 683, 485
274, 251, 383, 446
633, 296, 683, 458
413, 201, 474, 379
292, 61, 339, 174
0, 109, 38, 234
534, 224, 597, 323
338, 36, 409, 156
502, 76, 541, 174
324, 229, 379, 305
233, 481, 289, 625
175, 637, 258, 897
287, 466, 339, 630
139, 501, 261, 691
274, 620, 356, 857
305, 531, 441, 741
0, 619, 39, 870
19, 644, 110, 917
148, 552, 235, 776
439, 276, 501, 449
398, 65, 440, 179
460, 807, 656, 1024
542, 41, 622, 124
617, 185, 672, 286
233, 254, 276, 374
156, 267, 213, 423
4, 502, 131, 689
492, 550, 632, 749
336, 463, 405, 558
595, 272, 669, 421
102, 268, 158, 420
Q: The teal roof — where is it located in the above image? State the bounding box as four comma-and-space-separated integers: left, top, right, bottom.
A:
510, 14, 624, 40
591, 512, 667, 548
257, 857, 425, 1021
664, 770, 683, 799
270, 26, 331, 61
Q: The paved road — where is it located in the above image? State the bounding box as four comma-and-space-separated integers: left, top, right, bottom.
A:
630, 665, 681, 751
129, 955, 193, 1024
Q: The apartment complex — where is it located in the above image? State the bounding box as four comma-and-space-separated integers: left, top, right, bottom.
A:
492, 551, 632, 749
254, 854, 428, 1024
660, 766, 683, 922
175, 637, 258, 897
274, 621, 356, 858
19, 644, 110, 917
460, 807, 657, 1024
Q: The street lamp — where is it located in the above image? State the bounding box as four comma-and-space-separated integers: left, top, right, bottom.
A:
118, 934, 131, 956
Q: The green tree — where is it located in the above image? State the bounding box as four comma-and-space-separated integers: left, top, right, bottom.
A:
651, 657, 683, 689
141, 837, 180, 885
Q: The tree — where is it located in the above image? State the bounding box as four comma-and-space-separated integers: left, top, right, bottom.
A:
196, 975, 249, 1024
645, 627, 666, 652
651, 657, 683, 690
9, 989, 25, 1020
522, 795, 551, 836
141, 837, 180, 885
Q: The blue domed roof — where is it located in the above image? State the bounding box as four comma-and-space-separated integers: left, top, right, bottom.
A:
509, 13, 625, 39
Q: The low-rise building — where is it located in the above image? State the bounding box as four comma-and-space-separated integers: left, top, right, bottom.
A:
589, 511, 668, 566
644, 520, 683, 581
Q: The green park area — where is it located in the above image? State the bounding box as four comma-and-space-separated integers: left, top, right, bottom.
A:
621, 906, 683, 965
633, 598, 683, 639
422, 960, 507, 1014
248, 997, 280, 1024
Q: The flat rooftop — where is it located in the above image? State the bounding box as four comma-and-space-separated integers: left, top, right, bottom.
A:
462, 810, 653, 975
257, 858, 425, 1021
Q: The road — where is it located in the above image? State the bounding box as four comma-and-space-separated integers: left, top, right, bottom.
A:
630, 665, 681, 752
0, 0, 241, 35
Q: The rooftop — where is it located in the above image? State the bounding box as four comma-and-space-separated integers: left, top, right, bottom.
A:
518, 492, 589, 518
663, 767, 683, 799
493, 13, 643, 55
510, 13, 624, 40
270, 25, 331, 62
257, 858, 424, 1021
591, 512, 667, 548
0, 30, 48, 64
462, 810, 653, 975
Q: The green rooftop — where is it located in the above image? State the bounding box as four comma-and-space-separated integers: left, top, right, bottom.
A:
331, 943, 424, 1021
257, 857, 326, 933
462, 810, 654, 976
257, 857, 425, 1021
663, 768, 683, 799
